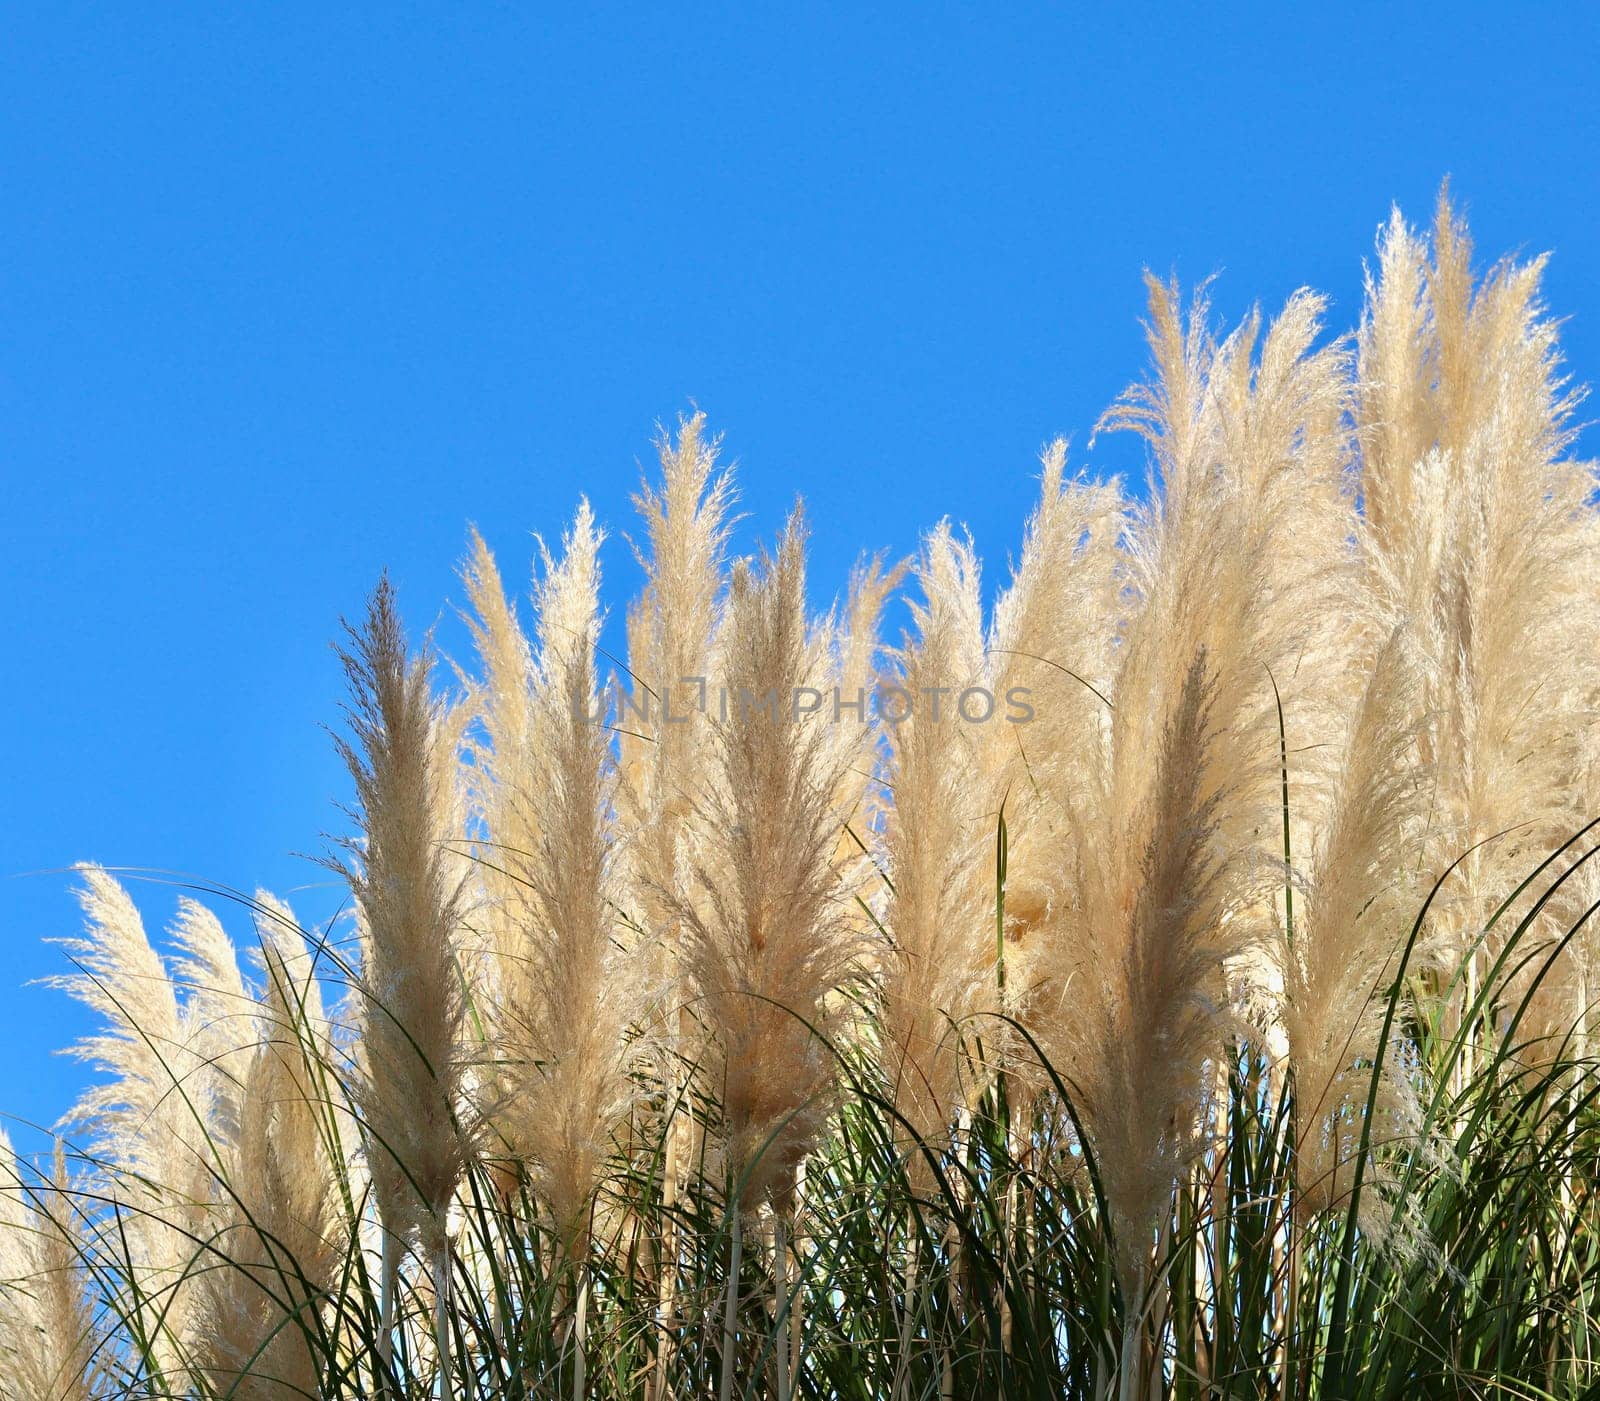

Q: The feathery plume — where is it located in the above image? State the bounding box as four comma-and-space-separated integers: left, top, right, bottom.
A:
330, 577, 473, 1377
816, 552, 902, 847
1356, 192, 1597, 1056
877, 525, 993, 1188
1033, 278, 1351, 1309
168, 899, 257, 1155
459, 526, 541, 1018
1277, 625, 1438, 1243
619, 412, 735, 916
50, 870, 234, 1375
473, 505, 647, 1255
0, 1136, 100, 1401
675, 513, 862, 1210
195, 946, 340, 1401
610, 415, 735, 1401
985, 442, 1127, 994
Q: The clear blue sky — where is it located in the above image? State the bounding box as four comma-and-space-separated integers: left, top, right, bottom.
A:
3, 5, 1597, 1152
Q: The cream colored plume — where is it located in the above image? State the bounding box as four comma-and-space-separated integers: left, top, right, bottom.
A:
460, 524, 541, 1013
1277, 624, 1438, 1244
469, 504, 648, 1254
1356, 193, 1598, 1054
675, 515, 863, 1209
877, 523, 993, 1189
0, 1137, 100, 1401
50, 870, 248, 1374
331, 578, 473, 1261
617, 411, 735, 933
815, 551, 902, 850
195, 943, 341, 1401
985, 441, 1127, 995
1028, 277, 1352, 1298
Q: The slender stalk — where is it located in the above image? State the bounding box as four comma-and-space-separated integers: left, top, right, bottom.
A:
1281, 1065, 1303, 1401
892, 1224, 919, 1401
653, 1124, 680, 1401
1145, 1213, 1173, 1401
378, 1229, 401, 1393
1206, 1061, 1228, 1379
1117, 1319, 1140, 1401
788, 1156, 805, 1389
1577, 966, 1589, 1070
999, 1098, 1020, 1363
774, 1213, 792, 1401
431, 1237, 452, 1399
940, 1106, 971, 1401
1117, 1266, 1147, 1401
719, 1207, 743, 1401
1189, 1162, 1212, 1391
1286, 1225, 1304, 1401
574, 1261, 590, 1401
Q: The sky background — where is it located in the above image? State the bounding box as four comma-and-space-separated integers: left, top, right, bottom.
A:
3, 4, 1598, 1154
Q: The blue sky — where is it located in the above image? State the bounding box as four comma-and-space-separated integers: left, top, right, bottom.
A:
3, 4, 1597, 1151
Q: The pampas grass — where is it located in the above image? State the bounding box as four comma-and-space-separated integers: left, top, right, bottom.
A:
11, 189, 1600, 1398
464, 504, 651, 1400
878, 524, 993, 1191
1275, 624, 1437, 1238
194, 948, 340, 1401
673, 516, 866, 1213
330, 578, 475, 1388
0, 1138, 100, 1401
49, 869, 242, 1381
1357, 192, 1596, 1061
469, 503, 647, 1255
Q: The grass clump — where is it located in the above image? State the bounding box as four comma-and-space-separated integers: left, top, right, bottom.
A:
6, 189, 1600, 1399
